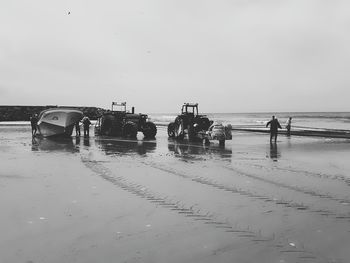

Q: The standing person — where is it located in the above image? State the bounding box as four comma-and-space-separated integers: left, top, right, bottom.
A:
82, 116, 91, 137
266, 115, 282, 142
75, 120, 81, 137
285, 117, 292, 136
30, 113, 39, 136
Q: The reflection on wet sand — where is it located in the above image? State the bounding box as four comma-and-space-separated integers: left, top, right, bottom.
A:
31, 137, 39, 151
31, 137, 79, 153
268, 142, 281, 161
75, 136, 81, 145
95, 138, 157, 156
167, 138, 232, 160
83, 137, 90, 147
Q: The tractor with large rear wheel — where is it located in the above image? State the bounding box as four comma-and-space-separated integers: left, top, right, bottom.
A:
94, 102, 157, 138
167, 103, 232, 145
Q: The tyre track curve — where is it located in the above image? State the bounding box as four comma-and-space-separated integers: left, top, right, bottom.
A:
224, 165, 350, 207
81, 156, 326, 263
232, 161, 350, 187
143, 161, 350, 220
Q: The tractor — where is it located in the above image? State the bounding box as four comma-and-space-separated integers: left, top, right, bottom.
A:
94, 102, 157, 138
167, 103, 232, 145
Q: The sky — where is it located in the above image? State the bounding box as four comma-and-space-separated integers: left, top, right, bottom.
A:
1, 0, 350, 113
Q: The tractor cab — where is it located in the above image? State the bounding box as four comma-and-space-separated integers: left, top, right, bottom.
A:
111, 102, 136, 114
181, 103, 198, 116
112, 101, 126, 112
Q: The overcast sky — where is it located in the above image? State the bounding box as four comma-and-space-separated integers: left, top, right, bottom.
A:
1, 0, 349, 113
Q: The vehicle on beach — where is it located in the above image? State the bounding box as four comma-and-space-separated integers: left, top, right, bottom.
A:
94, 102, 157, 138
207, 123, 232, 143
37, 108, 83, 137
167, 103, 232, 145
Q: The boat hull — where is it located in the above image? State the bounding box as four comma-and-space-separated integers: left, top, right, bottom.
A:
37, 109, 83, 137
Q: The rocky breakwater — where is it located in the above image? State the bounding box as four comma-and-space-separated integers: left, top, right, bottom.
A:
0, 105, 104, 121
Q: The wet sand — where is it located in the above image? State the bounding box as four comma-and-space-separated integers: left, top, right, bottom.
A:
1, 125, 350, 263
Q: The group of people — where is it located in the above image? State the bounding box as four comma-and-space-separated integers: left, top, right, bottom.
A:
266, 116, 292, 142
75, 116, 91, 137
30, 113, 92, 137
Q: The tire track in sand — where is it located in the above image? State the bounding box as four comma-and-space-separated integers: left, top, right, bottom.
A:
81, 156, 324, 263
223, 165, 350, 208
143, 161, 350, 220
232, 161, 350, 188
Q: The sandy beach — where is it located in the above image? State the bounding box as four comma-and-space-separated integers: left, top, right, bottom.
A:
1, 124, 350, 263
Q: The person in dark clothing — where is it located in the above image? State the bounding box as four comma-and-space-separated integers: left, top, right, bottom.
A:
30, 114, 39, 136
285, 117, 292, 136
75, 120, 81, 137
82, 116, 91, 137
266, 115, 282, 142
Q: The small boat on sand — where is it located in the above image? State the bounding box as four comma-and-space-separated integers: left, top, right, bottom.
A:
37, 108, 83, 137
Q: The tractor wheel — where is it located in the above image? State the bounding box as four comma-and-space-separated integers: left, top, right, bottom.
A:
167, 122, 175, 138
174, 118, 184, 140
200, 117, 211, 131
188, 124, 196, 141
123, 122, 138, 138
219, 139, 225, 146
101, 118, 114, 136
143, 122, 157, 138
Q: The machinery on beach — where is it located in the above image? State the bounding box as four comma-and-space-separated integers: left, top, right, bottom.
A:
94, 102, 157, 138
167, 103, 232, 145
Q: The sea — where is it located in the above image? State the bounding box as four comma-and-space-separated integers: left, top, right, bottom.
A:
1, 112, 350, 131
149, 112, 350, 131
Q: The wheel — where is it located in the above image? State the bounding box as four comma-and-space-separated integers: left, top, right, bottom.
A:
200, 117, 211, 131
111, 121, 123, 136
167, 122, 175, 138
101, 118, 112, 135
123, 121, 138, 138
194, 117, 211, 131
174, 118, 184, 140
188, 124, 196, 141
143, 122, 157, 138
